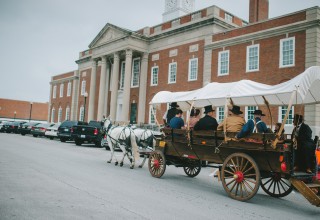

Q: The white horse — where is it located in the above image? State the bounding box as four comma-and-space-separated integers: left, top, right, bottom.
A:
103, 119, 139, 169
132, 127, 157, 168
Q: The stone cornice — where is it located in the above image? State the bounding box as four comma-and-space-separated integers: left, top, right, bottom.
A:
50, 75, 79, 85
75, 56, 91, 64
205, 19, 320, 50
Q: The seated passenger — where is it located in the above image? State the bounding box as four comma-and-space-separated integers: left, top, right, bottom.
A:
236, 110, 268, 138
194, 105, 218, 131
217, 105, 245, 132
274, 122, 286, 141
169, 109, 184, 129
188, 108, 200, 129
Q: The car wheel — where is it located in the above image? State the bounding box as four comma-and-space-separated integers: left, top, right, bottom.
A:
60, 138, 67, 142
33, 134, 38, 137
21, 133, 25, 136
50, 137, 54, 140
75, 139, 82, 146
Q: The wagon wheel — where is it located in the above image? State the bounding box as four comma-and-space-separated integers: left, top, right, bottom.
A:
260, 173, 293, 198
221, 153, 260, 202
148, 150, 166, 178
183, 165, 201, 177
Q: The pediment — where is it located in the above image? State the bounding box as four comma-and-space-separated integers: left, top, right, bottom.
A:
89, 24, 131, 48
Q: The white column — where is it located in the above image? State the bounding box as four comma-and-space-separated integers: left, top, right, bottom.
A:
121, 49, 133, 122
97, 56, 107, 121
110, 52, 120, 121
88, 60, 97, 121
137, 52, 149, 124
103, 61, 111, 117
48, 82, 53, 122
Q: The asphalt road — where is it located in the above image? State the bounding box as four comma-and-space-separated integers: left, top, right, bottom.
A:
0, 132, 319, 220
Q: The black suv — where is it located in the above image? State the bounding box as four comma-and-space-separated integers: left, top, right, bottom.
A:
57, 120, 87, 142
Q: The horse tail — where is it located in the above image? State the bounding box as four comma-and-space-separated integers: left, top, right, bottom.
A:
130, 129, 140, 163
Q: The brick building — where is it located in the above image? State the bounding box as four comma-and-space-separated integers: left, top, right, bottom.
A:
49, 0, 320, 135
0, 98, 48, 122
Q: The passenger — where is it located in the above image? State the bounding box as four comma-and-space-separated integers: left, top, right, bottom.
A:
169, 109, 185, 129
194, 105, 218, 131
292, 114, 316, 174
274, 122, 286, 141
163, 102, 180, 126
217, 105, 245, 132
188, 108, 200, 129
236, 110, 268, 138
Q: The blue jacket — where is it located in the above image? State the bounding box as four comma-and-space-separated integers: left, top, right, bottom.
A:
169, 117, 184, 129
237, 118, 268, 138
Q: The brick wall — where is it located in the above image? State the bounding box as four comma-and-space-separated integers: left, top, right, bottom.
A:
0, 98, 48, 121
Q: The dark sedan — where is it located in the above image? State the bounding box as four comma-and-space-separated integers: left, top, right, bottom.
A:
3, 121, 26, 133
19, 122, 40, 136
58, 120, 87, 142
31, 123, 53, 137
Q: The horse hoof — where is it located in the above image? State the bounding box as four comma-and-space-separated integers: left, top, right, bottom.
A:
115, 162, 118, 166
107, 161, 111, 163
120, 162, 124, 167
130, 166, 134, 169
138, 165, 142, 168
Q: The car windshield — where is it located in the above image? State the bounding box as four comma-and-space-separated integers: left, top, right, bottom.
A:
60, 121, 77, 127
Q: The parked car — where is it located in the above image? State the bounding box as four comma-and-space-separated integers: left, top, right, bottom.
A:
71, 120, 105, 147
19, 122, 40, 136
31, 123, 53, 137
57, 120, 88, 142
2, 121, 26, 133
0, 121, 12, 133
45, 123, 61, 140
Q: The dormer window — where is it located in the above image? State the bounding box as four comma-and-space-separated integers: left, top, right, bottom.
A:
225, 13, 233, 22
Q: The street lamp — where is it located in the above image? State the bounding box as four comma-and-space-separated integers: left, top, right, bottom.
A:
14, 111, 16, 121
83, 92, 88, 122
29, 102, 33, 122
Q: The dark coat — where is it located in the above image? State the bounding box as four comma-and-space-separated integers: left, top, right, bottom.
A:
166, 108, 177, 124
194, 115, 218, 131
292, 123, 316, 170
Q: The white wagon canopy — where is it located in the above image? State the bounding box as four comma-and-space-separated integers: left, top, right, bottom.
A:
150, 66, 320, 109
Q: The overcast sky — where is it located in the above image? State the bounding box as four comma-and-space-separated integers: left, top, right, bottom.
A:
0, 0, 319, 103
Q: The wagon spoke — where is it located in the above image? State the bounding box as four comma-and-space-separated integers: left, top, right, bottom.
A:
226, 178, 236, 187
230, 159, 237, 171
267, 179, 275, 191
243, 179, 254, 191
244, 173, 256, 177
241, 160, 249, 172
240, 182, 243, 197
242, 165, 254, 175
276, 181, 281, 194
236, 157, 240, 171
229, 180, 237, 192
242, 182, 249, 195
235, 183, 240, 196
226, 163, 236, 173
262, 177, 273, 186
224, 169, 235, 176
279, 179, 291, 188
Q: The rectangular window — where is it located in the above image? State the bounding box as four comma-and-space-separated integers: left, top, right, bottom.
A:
168, 62, 177, 83
51, 108, 55, 123
280, 37, 295, 68
225, 13, 233, 22
188, 58, 198, 81
216, 107, 225, 123
245, 106, 257, 121
151, 66, 159, 86
53, 85, 57, 99
65, 107, 70, 120
218, 50, 229, 76
79, 106, 84, 121
279, 106, 294, 125
81, 80, 86, 95
59, 84, 64, 98
120, 61, 125, 89
131, 58, 140, 87
246, 44, 259, 72
149, 106, 156, 124
67, 82, 72, 97
58, 107, 62, 123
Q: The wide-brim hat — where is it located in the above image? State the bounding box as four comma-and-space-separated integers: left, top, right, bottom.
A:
204, 105, 215, 114
250, 109, 265, 116
170, 102, 179, 108
229, 105, 243, 115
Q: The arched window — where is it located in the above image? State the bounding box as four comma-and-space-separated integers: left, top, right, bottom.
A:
51, 108, 55, 123
79, 106, 84, 121
58, 107, 62, 123
65, 106, 70, 120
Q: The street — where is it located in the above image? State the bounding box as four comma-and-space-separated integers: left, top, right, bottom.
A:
0, 133, 319, 220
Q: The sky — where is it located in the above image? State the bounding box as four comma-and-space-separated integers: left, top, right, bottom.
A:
0, 0, 319, 103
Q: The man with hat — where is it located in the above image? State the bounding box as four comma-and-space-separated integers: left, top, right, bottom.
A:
217, 105, 245, 132
163, 102, 180, 126
236, 109, 268, 138
194, 105, 218, 131
292, 114, 316, 173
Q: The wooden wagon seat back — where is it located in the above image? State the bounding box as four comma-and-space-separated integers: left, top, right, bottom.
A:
162, 128, 279, 148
